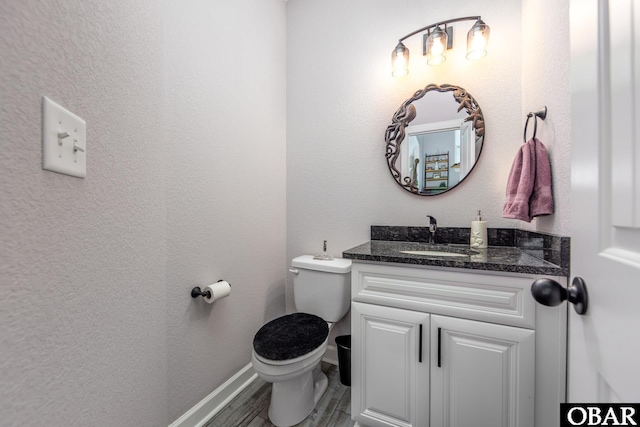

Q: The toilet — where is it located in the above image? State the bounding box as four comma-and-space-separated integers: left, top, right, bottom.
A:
251, 255, 352, 427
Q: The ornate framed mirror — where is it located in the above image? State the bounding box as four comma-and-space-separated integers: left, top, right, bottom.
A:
385, 84, 484, 195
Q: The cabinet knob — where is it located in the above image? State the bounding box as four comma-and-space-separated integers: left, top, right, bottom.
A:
531, 277, 588, 315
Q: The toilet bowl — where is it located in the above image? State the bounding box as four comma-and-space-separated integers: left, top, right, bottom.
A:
251, 256, 352, 427
251, 328, 329, 425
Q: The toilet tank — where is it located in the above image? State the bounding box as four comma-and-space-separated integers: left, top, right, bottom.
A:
291, 255, 352, 323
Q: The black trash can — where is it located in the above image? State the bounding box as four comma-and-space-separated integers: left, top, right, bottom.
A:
335, 335, 351, 386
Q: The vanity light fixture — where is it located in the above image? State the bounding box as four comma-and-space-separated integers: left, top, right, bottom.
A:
391, 16, 490, 77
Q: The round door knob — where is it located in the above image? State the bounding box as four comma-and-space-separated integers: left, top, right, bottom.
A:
531, 277, 588, 315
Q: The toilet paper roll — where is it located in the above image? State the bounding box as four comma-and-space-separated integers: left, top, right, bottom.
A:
203, 280, 231, 303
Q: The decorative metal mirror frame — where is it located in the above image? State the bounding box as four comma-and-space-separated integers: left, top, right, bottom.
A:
385, 83, 485, 195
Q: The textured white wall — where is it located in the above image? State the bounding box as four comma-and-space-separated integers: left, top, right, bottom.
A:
1, 0, 286, 425
521, 0, 571, 235
0, 1, 168, 425
164, 0, 286, 420
286, 0, 571, 339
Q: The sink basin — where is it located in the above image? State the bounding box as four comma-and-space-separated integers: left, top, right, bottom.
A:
399, 250, 468, 258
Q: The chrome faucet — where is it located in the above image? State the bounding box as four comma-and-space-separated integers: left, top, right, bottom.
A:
426, 215, 437, 244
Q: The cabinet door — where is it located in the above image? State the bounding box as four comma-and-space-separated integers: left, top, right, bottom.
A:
430, 315, 535, 427
352, 302, 430, 427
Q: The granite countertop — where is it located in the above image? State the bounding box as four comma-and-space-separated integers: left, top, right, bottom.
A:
342, 227, 570, 277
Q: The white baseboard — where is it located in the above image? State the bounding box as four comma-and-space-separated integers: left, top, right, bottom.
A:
169, 363, 257, 427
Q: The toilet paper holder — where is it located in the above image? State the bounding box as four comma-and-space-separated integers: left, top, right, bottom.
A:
191, 287, 211, 299
191, 280, 231, 299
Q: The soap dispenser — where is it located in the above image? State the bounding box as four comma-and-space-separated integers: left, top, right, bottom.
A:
470, 210, 488, 249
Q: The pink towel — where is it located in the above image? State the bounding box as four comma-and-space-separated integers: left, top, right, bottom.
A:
502, 138, 554, 222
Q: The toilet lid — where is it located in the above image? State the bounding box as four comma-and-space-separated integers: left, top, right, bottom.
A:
253, 313, 329, 361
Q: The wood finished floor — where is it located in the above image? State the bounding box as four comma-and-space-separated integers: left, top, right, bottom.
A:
204, 362, 354, 427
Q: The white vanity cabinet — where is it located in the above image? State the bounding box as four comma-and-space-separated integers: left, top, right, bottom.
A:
350, 261, 567, 427
429, 315, 535, 427
352, 302, 430, 427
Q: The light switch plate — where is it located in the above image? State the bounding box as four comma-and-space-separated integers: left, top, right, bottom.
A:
42, 96, 86, 178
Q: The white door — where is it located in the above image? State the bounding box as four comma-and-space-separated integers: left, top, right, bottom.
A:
430, 315, 535, 427
570, 0, 640, 401
459, 120, 474, 178
351, 302, 430, 427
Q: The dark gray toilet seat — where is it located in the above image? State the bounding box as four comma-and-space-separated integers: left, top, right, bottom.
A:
253, 313, 329, 361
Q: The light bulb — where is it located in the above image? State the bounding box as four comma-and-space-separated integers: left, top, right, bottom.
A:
432, 37, 444, 55
391, 42, 410, 77
426, 26, 448, 66
466, 19, 490, 60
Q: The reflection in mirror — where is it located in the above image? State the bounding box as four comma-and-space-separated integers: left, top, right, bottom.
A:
385, 84, 484, 195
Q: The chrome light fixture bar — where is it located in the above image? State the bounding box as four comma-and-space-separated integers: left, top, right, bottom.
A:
391, 16, 490, 77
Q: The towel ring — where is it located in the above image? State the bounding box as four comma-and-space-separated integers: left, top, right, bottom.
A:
523, 106, 548, 143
